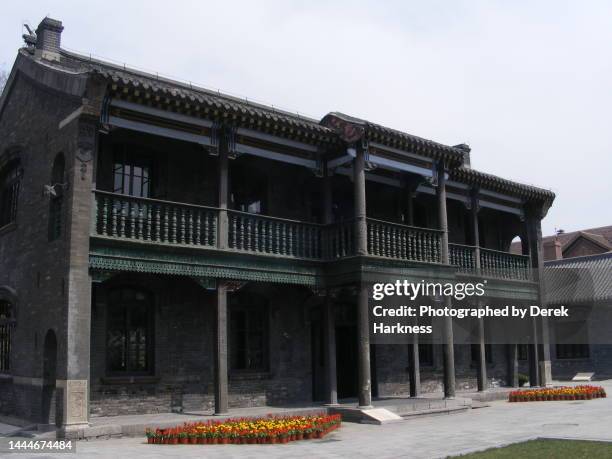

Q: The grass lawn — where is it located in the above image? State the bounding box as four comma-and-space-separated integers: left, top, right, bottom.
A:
453, 439, 612, 458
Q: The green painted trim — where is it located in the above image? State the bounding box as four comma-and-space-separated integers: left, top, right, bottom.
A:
88, 238, 539, 300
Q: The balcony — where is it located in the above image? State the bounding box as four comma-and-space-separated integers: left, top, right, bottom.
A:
91, 191, 531, 281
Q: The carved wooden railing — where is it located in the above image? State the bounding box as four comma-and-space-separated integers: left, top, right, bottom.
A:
449, 243, 530, 280
323, 219, 355, 259
92, 191, 218, 247
449, 243, 477, 274
91, 192, 531, 280
366, 218, 442, 263
228, 210, 323, 258
480, 248, 531, 280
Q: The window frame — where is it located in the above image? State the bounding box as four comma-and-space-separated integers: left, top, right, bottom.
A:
112, 146, 153, 199
105, 287, 155, 376
229, 293, 269, 373
0, 160, 22, 229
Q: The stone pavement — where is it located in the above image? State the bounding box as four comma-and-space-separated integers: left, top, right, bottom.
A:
5, 381, 612, 458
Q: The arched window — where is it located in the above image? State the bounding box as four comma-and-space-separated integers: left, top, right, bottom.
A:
0, 299, 14, 373
48, 153, 65, 241
106, 287, 154, 375
0, 159, 22, 228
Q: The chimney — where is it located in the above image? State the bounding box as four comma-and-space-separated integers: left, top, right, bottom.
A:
35, 17, 64, 62
454, 143, 471, 168
543, 238, 563, 261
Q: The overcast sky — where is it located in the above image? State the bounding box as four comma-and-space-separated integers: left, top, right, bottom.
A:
1, 1, 611, 236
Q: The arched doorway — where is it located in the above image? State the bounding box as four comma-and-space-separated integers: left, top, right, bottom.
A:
41, 329, 58, 426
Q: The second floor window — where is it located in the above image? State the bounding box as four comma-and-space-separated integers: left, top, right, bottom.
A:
113, 148, 151, 198
0, 160, 22, 228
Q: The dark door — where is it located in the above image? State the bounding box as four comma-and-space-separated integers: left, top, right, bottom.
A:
311, 309, 325, 402
336, 325, 358, 399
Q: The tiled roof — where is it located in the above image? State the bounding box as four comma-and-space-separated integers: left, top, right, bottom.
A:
450, 167, 556, 202
60, 49, 335, 140
545, 226, 612, 248
545, 252, 612, 304
17, 47, 555, 204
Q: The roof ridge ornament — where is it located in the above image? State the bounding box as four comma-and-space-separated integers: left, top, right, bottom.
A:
320, 113, 365, 144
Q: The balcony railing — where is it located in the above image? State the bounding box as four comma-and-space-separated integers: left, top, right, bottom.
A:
480, 247, 531, 281
228, 210, 323, 258
449, 243, 477, 274
367, 219, 442, 263
92, 192, 530, 280
449, 243, 531, 280
92, 191, 218, 248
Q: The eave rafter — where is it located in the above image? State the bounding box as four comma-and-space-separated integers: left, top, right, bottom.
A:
103, 78, 339, 149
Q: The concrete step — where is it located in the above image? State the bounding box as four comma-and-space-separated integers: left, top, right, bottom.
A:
398, 404, 470, 418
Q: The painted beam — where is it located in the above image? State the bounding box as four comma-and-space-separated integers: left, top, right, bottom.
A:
107, 116, 213, 146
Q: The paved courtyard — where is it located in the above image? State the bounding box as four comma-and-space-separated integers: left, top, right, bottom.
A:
3, 381, 612, 458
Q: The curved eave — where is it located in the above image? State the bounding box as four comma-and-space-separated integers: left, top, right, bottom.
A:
451, 167, 556, 204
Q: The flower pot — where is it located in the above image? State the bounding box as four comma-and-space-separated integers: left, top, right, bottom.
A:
197, 437, 205, 444
147, 437, 154, 444
180, 438, 189, 444
189, 437, 197, 444
171, 438, 179, 445
296, 432, 303, 441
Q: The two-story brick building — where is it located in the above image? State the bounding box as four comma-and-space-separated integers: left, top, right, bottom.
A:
0, 18, 556, 432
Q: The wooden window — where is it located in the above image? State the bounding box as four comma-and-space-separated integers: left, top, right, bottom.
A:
556, 321, 590, 359
0, 301, 13, 373
0, 160, 22, 228
113, 147, 151, 198
418, 343, 434, 366
230, 165, 267, 214
230, 294, 268, 371
106, 288, 154, 375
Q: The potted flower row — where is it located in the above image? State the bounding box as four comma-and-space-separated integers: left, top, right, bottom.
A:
145, 413, 342, 445
509, 385, 606, 402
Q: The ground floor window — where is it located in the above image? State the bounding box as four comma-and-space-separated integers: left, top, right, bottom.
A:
106, 288, 154, 374
471, 343, 493, 364
556, 321, 590, 359
0, 300, 13, 372
230, 293, 268, 371
518, 344, 529, 360
418, 343, 434, 366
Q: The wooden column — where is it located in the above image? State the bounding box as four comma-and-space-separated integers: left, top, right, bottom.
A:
437, 160, 456, 399
322, 164, 338, 405
471, 189, 487, 392
217, 128, 229, 249
526, 210, 551, 386
354, 145, 368, 256
476, 313, 487, 392
405, 176, 420, 397
353, 145, 372, 407
323, 161, 334, 225
507, 344, 519, 387
323, 292, 338, 405
214, 282, 229, 414
357, 284, 372, 407
408, 322, 421, 397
